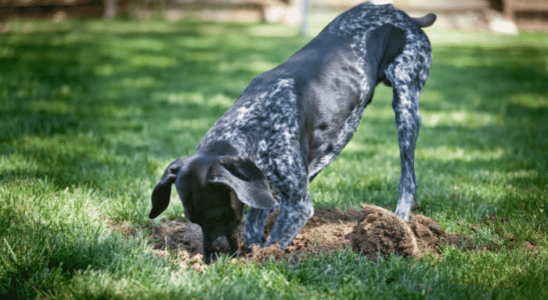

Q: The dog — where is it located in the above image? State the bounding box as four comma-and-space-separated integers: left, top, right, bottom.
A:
149, 2, 436, 264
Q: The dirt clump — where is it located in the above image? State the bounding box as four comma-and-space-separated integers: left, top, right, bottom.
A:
409, 211, 471, 255
347, 204, 420, 260
521, 241, 540, 253
141, 204, 471, 269
250, 243, 286, 263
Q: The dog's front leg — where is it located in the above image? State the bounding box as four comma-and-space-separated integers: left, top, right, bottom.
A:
245, 208, 271, 249
266, 193, 313, 249
392, 83, 422, 221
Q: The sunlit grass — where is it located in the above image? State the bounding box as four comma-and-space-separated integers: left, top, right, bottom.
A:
0, 14, 547, 299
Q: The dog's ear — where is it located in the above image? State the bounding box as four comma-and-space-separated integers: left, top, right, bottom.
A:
149, 158, 188, 219
207, 157, 277, 209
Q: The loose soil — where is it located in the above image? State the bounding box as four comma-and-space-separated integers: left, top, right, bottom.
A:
146, 204, 471, 271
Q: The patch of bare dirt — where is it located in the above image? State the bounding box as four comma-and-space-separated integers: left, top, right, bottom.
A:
124, 204, 480, 270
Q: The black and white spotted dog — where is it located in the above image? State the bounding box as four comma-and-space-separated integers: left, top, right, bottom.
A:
150, 2, 436, 263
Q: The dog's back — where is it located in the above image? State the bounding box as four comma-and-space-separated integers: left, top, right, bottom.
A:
200, 3, 434, 185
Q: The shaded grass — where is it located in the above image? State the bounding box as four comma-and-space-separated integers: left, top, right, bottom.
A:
1, 15, 547, 299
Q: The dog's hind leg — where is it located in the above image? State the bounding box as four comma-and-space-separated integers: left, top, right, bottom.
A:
391, 82, 421, 221
387, 47, 433, 219
384, 24, 432, 221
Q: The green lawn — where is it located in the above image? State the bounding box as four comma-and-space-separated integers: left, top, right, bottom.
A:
1, 14, 547, 299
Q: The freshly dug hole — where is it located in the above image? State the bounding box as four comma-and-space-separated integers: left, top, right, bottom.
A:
148, 203, 468, 268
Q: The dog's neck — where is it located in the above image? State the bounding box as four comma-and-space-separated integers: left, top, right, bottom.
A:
197, 140, 239, 157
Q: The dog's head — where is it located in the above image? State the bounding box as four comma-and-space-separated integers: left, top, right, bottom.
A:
149, 155, 276, 263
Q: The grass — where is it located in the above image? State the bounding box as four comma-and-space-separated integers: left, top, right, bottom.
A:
1, 12, 548, 299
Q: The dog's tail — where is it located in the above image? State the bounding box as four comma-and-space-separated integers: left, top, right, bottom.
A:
412, 13, 437, 28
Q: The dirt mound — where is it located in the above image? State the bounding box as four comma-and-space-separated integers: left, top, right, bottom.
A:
146, 204, 470, 269
263, 207, 358, 253
347, 204, 419, 261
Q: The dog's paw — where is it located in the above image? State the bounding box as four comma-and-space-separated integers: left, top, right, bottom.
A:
246, 233, 266, 251
395, 210, 410, 221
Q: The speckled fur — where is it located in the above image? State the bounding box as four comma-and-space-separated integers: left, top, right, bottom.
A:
197, 2, 433, 249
